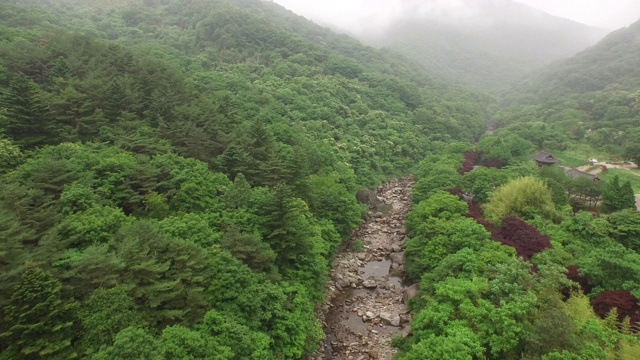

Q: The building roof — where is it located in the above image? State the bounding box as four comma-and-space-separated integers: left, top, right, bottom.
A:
560, 166, 600, 181
532, 151, 561, 164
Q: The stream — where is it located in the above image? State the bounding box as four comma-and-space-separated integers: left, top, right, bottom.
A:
313, 177, 416, 360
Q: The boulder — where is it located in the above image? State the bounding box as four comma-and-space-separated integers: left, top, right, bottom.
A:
402, 325, 412, 338
390, 252, 404, 265
356, 189, 380, 207
403, 284, 419, 304
362, 279, 377, 289
365, 311, 375, 319
379, 312, 401, 327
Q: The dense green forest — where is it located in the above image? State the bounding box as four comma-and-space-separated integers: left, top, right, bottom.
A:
394, 14, 640, 359
497, 19, 640, 160
2, 0, 640, 359
0, 0, 495, 359
397, 145, 640, 359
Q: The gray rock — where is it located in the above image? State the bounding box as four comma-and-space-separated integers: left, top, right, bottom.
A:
389, 252, 404, 265
403, 283, 419, 304
366, 311, 375, 319
379, 312, 401, 327
362, 280, 377, 288
402, 325, 412, 337
347, 275, 359, 285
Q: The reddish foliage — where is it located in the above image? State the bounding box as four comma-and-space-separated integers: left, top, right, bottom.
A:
563, 265, 593, 297
492, 216, 552, 261
465, 201, 502, 240
592, 290, 640, 325
485, 159, 505, 169
464, 203, 550, 262
459, 152, 480, 174
467, 201, 484, 221
446, 187, 465, 200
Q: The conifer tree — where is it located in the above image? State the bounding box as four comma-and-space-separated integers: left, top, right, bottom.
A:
602, 176, 636, 213
3, 73, 56, 148
0, 262, 77, 359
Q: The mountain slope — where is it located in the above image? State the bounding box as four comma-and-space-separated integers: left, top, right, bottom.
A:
356, 0, 608, 90
0, 1, 496, 358
495, 18, 640, 157
513, 18, 640, 97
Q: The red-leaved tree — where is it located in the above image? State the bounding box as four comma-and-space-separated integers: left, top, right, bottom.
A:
459, 152, 480, 175
563, 265, 593, 297
592, 290, 640, 325
493, 216, 552, 260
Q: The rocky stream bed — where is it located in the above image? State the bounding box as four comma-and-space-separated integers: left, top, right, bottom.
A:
313, 177, 417, 360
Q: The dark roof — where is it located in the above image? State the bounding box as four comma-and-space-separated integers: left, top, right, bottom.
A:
560, 166, 600, 181
533, 151, 561, 164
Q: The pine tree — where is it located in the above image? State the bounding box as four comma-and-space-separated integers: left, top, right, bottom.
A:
218, 143, 255, 182
0, 262, 77, 359
602, 176, 636, 213
103, 79, 125, 121
3, 73, 56, 148
620, 180, 637, 210
49, 57, 72, 80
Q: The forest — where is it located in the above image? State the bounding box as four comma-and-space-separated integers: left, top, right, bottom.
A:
1, 0, 639, 359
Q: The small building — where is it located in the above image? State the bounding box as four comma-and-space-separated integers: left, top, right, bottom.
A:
560, 166, 601, 182
533, 151, 561, 167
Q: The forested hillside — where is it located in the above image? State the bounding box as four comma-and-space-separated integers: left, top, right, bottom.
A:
393, 10, 640, 359
397, 146, 640, 359
0, 0, 495, 359
497, 18, 640, 162
3, 0, 640, 359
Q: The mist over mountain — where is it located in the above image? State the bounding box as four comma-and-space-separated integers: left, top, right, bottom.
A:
342, 0, 609, 90
513, 18, 640, 97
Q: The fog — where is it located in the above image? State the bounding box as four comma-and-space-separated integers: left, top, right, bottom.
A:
273, 0, 640, 34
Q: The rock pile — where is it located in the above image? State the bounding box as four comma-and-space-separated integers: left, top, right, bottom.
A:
314, 177, 416, 360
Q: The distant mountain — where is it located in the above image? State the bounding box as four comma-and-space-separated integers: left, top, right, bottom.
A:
496, 18, 640, 150
354, 0, 608, 90
513, 18, 640, 97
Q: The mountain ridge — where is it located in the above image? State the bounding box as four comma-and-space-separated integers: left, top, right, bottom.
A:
322, 0, 611, 90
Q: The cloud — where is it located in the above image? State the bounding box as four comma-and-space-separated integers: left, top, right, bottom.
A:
273, 0, 640, 31
274, 0, 498, 35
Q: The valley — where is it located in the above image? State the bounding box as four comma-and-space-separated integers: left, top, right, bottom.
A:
1, 1, 640, 359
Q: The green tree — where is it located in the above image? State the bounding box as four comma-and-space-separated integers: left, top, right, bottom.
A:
412, 168, 462, 204
91, 327, 163, 360
220, 227, 276, 273
305, 172, 364, 237
78, 286, 143, 355
607, 209, 640, 252
484, 176, 556, 223
623, 143, 640, 167
113, 221, 209, 328
161, 325, 233, 360
601, 176, 635, 213
198, 309, 273, 360
406, 190, 469, 236
0, 139, 23, 173
405, 217, 490, 279
578, 244, 640, 295
477, 134, 534, 165
0, 263, 77, 359
3, 73, 56, 148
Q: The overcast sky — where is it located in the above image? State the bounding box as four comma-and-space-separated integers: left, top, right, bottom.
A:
272, 0, 640, 30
